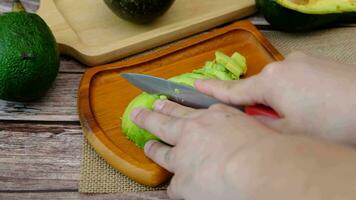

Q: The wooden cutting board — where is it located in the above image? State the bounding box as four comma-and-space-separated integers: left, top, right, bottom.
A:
36, 0, 256, 66
78, 20, 284, 187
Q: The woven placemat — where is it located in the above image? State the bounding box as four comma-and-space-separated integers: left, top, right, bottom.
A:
80, 27, 356, 193
264, 27, 356, 65
80, 137, 167, 193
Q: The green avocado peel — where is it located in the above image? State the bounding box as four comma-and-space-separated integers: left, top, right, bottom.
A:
121, 51, 247, 148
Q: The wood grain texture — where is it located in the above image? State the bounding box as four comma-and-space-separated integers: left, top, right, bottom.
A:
78, 20, 283, 187
59, 56, 87, 73
0, 73, 80, 122
0, 122, 82, 191
0, 191, 169, 200
36, 0, 256, 66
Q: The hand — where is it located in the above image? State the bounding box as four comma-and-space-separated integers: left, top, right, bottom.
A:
195, 52, 356, 145
132, 101, 276, 199
131, 101, 356, 200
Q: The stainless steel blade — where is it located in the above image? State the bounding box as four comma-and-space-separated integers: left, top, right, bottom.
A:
121, 73, 244, 111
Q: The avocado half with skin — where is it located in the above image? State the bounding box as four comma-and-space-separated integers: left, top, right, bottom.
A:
104, 0, 175, 24
256, 0, 356, 32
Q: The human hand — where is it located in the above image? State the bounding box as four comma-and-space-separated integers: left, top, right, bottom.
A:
195, 52, 356, 145
131, 100, 277, 199
131, 100, 356, 200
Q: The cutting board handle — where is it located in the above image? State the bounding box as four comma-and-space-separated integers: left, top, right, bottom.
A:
37, 0, 82, 59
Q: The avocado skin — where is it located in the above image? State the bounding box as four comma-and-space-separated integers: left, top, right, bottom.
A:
256, 0, 356, 32
0, 12, 59, 101
104, 0, 175, 24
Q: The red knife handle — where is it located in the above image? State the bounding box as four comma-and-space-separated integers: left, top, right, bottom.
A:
245, 105, 280, 119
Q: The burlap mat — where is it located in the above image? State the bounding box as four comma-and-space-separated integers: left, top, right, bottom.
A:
264, 27, 356, 65
79, 138, 167, 193
80, 27, 356, 193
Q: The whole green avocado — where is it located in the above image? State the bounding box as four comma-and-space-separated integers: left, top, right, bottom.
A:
0, 11, 60, 101
104, 0, 175, 24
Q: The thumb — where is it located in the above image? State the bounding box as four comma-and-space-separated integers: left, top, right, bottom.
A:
194, 77, 267, 106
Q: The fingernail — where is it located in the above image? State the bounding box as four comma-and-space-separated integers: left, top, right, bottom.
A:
144, 140, 156, 155
154, 100, 165, 111
131, 108, 143, 121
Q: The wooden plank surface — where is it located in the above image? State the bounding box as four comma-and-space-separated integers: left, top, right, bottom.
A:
60, 56, 87, 73
0, 73, 80, 122
0, 122, 82, 191
0, 191, 169, 200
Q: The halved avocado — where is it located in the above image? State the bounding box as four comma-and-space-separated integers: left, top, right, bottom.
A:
256, 0, 356, 32
104, 0, 175, 24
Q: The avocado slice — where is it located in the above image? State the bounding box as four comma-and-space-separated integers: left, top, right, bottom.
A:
256, 0, 356, 32
0, 11, 59, 101
215, 51, 244, 77
104, 0, 175, 24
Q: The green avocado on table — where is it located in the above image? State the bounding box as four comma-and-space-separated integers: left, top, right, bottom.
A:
256, 0, 356, 32
0, 4, 59, 102
104, 0, 175, 24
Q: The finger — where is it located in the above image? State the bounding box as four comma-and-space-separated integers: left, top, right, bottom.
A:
254, 115, 289, 133
131, 108, 183, 145
144, 140, 175, 172
154, 100, 195, 118
194, 77, 267, 106
209, 103, 244, 115
167, 176, 184, 200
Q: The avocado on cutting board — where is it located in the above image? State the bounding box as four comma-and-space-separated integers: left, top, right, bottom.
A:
104, 0, 175, 24
256, 0, 356, 32
0, 11, 59, 101
36, 0, 256, 66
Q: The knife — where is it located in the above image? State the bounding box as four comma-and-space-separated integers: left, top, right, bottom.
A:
121, 73, 279, 118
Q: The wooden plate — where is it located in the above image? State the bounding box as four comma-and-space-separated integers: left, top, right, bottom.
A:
78, 20, 284, 187
37, 0, 256, 66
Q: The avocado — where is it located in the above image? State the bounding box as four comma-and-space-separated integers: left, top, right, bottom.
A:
215, 51, 244, 77
256, 0, 356, 32
104, 0, 175, 24
0, 11, 60, 101
122, 51, 247, 148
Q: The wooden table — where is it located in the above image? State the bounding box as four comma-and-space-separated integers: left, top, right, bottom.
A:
1, 2, 355, 199
0, 21, 268, 200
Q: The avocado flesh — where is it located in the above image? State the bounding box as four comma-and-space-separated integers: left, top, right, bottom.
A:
256, 0, 356, 32
276, 0, 356, 14
104, 0, 175, 24
0, 12, 59, 101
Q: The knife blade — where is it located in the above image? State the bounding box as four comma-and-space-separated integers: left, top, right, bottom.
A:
121, 73, 245, 111
121, 73, 279, 118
